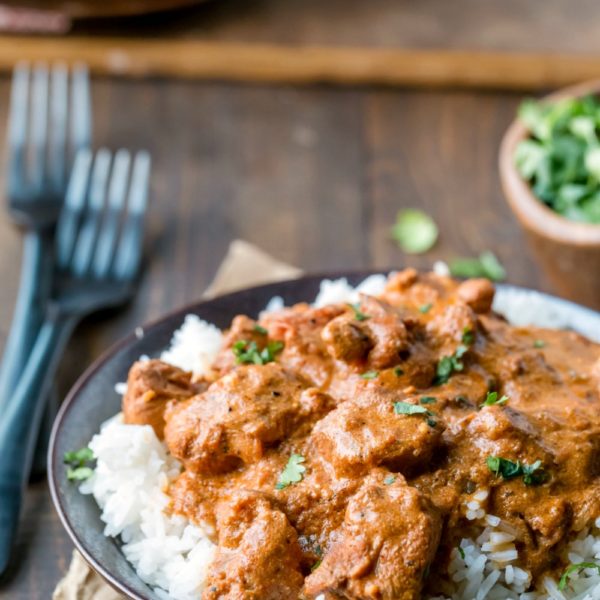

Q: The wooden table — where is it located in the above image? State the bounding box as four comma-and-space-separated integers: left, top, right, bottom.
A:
0, 75, 549, 598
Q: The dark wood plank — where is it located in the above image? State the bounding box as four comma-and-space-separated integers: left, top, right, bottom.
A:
73, 0, 600, 55
0, 77, 542, 598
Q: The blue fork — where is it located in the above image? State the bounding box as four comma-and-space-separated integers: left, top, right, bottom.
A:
0, 147, 151, 574
0, 64, 91, 469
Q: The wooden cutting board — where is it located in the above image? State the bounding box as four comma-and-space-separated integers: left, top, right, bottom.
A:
2, 0, 600, 90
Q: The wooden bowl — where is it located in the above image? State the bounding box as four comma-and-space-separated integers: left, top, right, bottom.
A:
499, 80, 600, 311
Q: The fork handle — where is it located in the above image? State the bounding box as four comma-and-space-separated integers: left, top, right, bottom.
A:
0, 230, 51, 408
0, 312, 76, 575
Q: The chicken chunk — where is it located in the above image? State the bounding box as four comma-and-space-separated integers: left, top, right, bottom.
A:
204, 492, 304, 600
304, 471, 441, 600
122, 359, 202, 438
310, 396, 444, 477
164, 363, 331, 473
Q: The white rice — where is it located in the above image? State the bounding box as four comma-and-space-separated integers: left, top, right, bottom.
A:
83, 274, 600, 599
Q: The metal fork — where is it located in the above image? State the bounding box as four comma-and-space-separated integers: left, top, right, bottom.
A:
0, 147, 151, 574
0, 63, 91, 421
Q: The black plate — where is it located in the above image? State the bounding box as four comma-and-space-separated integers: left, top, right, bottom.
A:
48, 273, 600, 599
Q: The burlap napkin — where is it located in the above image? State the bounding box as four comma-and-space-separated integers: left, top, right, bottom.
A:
53, 240, 301, 599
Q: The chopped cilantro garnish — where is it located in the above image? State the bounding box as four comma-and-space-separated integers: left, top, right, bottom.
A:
394, 402, 429, 415
276, 454, 306, 490
533, 339, 546, 348
420, 396, 437, 404
486, 456, 547, 486
64, 447, 93, 464
419, 303, 433, 314
558, 562, 600, 591
449, 251, 506, 282
347, 303, 370, 322
434, 345, 468, 385
64, 447, 94, 482
311, 559, 322, 572
361, 370, 379, 380
393, 367, 404, 377
481, 391, 509, 407
253, 324, 268, 335
384, 475, 396, 485
67, 466, 94, 481
232, 340, 284, 365
458, 546, 466, 560
515, 96, 600, 224
391, 209, 439, 254
462, 327, 474, 345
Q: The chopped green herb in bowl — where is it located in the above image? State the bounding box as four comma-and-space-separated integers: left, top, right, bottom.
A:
515, 96, 600, 224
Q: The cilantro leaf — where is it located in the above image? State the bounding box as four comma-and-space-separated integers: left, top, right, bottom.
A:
276, 454, 306, 490
433, 345, 468, 385
67, 466, 94, 481
393, 367, 404, 377
481, 391, 509, 407
64, 447, 93, 465
232, 339, 284, 365
486, 456, 547, 485
360, 370, 379, 380
394, 402, 429, 415
558, 562, 600, 591
384, 475, 396, 485
391, 209, 439, 254
420, 396, 437, 404
419, 303, 433, 314
253, 324, 268, 335
449, 251, 506, 281
533, 339, 546, 348
64, 447, 95, 482
347, 303, 370, 322
462, 327, 474, 345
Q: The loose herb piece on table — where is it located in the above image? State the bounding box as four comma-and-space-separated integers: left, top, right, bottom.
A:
481, 391, 509, 407
347, 303, 370, 321
391, 209, 439, 254
276, 454, 306, 490
434, 345, 468, 385
64, 447, 94, 481
515, 96, 600, 224
232, 340, 284, 365
486, 456, 547, 486
361, 370, 379, 380
449, 251, 506, 282
558, 562, 600, 591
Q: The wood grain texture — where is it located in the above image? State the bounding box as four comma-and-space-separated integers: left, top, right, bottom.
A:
1, 0, 600, 89
1, 37, 600, 90
0, 77, 545, 598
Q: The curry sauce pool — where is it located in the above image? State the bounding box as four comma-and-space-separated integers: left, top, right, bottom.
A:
78, 271, 600, 600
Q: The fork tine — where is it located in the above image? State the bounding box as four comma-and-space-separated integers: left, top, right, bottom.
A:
70, 149, 111, 277
112, 151, 151, 281
7, 63, 30, 196
56, 149, 92, 269
70, 63, 91, 158
92, 149, 131, 279
48, 63, 68, 194
30, 64, 49, 193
